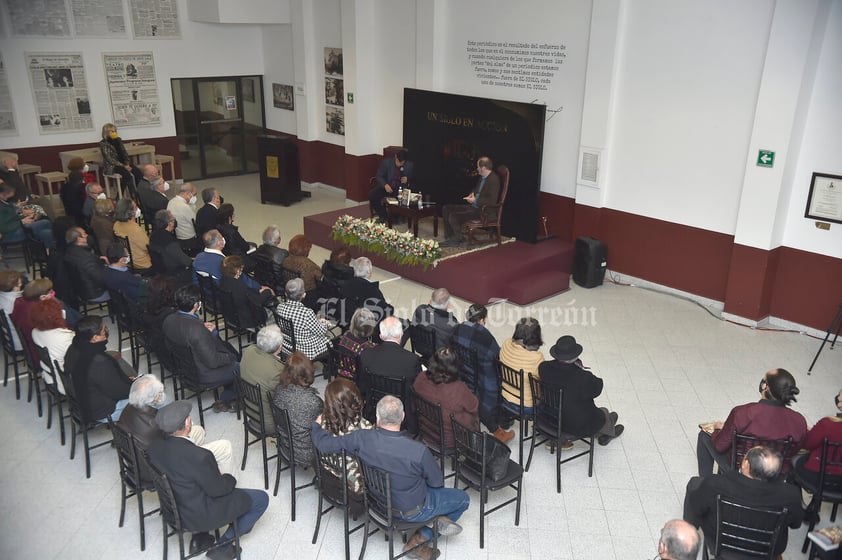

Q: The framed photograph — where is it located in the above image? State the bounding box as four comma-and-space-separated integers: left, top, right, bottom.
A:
324, 47, 343, 76
326, 107, 344, 135
325, 77, 343, 106
273, 83, 294, 110
225, 95, 237, 110
242, 78, 255, 103
805, 172, 842, 224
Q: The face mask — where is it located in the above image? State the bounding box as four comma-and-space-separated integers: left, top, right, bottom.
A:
83, 164, 90, 173
109, 131, 118, 139
758, 378, 767, 395
123, 255, 131, 264
96, 193, 106, 200
188, 195, 197, 205
196, 302, 203, 316
134, 207, 142, 219
162, 181, 170, 192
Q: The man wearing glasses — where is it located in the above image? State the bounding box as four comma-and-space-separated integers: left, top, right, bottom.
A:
695, 368, 807, 476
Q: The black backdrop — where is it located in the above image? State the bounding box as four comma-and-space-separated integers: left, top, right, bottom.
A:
402, 88, 546, 242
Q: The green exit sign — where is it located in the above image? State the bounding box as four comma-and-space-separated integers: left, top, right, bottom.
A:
757, 150, 775, 168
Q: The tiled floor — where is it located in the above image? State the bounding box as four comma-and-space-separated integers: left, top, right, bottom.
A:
1, 174, 840, 559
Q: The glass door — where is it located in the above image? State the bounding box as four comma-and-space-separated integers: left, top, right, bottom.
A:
171, 76, 265, 181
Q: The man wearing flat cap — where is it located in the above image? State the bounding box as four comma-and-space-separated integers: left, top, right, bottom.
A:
538, 335, 624, 445
148, 401, 269, 560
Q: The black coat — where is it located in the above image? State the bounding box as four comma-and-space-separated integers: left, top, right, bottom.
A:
65, 339, 132, 421
195, 204, 218, 236
219, 274, 272, 329
537, 359, 605, 436
341, 277, 393, 322
162, 311, 239, 384
148, 436, 251, 532
149, 228, 192, 277
358, 341, 421, 397
64, 244, 106, 301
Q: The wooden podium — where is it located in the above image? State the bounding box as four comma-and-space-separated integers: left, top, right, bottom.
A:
257, 135, 306, 206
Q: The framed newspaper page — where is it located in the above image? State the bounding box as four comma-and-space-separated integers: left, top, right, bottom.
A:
805, 172, 842, 225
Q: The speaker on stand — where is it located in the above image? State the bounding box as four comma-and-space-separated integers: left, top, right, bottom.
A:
573, 237, 607, 288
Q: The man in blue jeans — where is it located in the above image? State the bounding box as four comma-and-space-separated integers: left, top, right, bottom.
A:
311, 395, 470, 560
0, 181, 53, 248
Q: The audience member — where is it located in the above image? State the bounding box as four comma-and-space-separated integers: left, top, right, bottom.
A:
411, 288, 457, 350
657, 520, 700, 560
358, 316, 420, 401
219, 255, 273, 329
82, 182, 106, 223
275, 278, 333, 361
272, 351, 323, 466
696, 368, 807, 476
368, 149, 413, 222
98, 123, 142, 194
135, 163, 158, 199
334, 307, 377, 380
113, 198, 151, 271
283, 234, 323, 292
31, 297, 74, 394
311, 395, 470, 560
13, 278, 79, 366
162, 285, 240, 413
0, 269, 24, 350
441, 156, 500, 247
90, 198, 117, 254
321, 245, 354, 293
193, 229, 262, 290
103, 242, 148, 303
119, 375, 233, 476
64, 315, 133, 422
318, 377, 373, 502
149, 209, 192, 281
538, 335, 624, 446
64, 227, 109, 303
450, 304, 513, 443
0, 180, 53, 248
499, 317, 544, 413
0, 156, 31, 202
340, 256, 393, 328
195, 187, 221, 237
148, 400, 269, 560
240, 324, 285, 436
412, 346, 479, 448
217, 203, 255, 264
138, 165, 170, 217
794, 387, 842, 494
60, 157, 87, 225
141, 275, 178, 359
166, 181, 199, 253
684, 445, 803, 557
252, 225, 287, 290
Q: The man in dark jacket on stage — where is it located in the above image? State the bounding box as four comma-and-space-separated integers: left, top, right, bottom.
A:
369, 149, 413, 222
148, 401, 268, 559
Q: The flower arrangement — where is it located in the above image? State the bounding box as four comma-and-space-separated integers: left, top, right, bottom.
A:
331, 215, 441, 270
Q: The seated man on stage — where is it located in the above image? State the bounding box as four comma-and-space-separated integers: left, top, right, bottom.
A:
369, 149, 413, 222
441, 156, 500, 247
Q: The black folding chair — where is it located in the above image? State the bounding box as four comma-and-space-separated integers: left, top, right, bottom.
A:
703, 495, 788, 560
0, 309, 27, 400
237, 378, 276, 490
269, 399, 315, 521
411, 390, 455, 480
409, 324, 436, 365
165, 342, 224, 427
312, 448, 367, 560
497, 360, 533, 465
109, 421, 159, 551
34, 344, 68, 445
796, 438, 842, 552
731, 431, 794, 476
451, 342, 479, 395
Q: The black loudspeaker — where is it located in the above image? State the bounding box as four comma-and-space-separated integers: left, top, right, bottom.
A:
573, 237, 607, 288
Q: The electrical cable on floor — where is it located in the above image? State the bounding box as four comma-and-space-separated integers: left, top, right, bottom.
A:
604, 271, 823, 340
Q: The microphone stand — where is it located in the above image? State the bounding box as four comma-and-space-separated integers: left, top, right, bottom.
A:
808, 302, 842, 375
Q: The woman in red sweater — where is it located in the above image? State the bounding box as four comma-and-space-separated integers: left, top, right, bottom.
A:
794, 388, 842, 489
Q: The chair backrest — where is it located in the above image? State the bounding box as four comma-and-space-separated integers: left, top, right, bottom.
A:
273, 312, 297, 358
496, 165, 510, 207
530, 374, 563, 433
269, 399, 297, 466
451, 415, 488, 482
713, 495, 788, 559
109, 420, 145, 489
817, 438, 842, 498
0, 309, 18, 355
328, 343, 360, 381
280, 267, 301, 286
148, 462, 186, 534
166, 342, 202, 391
358, 458, 395, 529
114, 234, 136, 273
451, 343, 479, 394
731, 431, 794, 474
314, 447, 353, 510
54, 361, 89, 425
409, 324, 436, 362
411, 390, 447, 458
110, 289, 142, 333
362, 372, 407, 424
252, 252, 282, 291
216, 285, 244, 331
237, 377, 266, 437
497, 360, 525, 411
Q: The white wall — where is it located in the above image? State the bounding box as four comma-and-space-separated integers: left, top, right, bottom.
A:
261, 24, 298, 135
0, 0, 264, 149
435, 0, 593, 197
782, 0, 842, 258
605, 0, 774, 234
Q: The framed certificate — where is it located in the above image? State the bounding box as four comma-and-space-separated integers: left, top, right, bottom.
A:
805, 172, 842, 224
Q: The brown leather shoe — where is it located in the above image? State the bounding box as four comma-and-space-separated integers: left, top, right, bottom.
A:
492, 427, 515, 443
403, 531, 440, 560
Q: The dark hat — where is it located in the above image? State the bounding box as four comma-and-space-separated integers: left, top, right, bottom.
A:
550, 335, 583, 362
155, 401, 192, 433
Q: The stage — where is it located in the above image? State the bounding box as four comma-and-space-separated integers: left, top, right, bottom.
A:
303, 205, 575, 306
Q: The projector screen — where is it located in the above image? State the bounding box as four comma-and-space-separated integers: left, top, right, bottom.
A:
402, 88, 546, 242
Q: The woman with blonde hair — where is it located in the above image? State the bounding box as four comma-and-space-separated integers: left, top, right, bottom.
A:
98, 122, 142, 194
